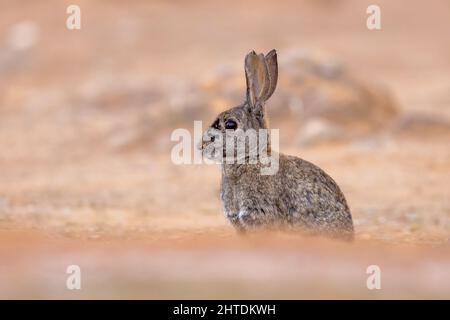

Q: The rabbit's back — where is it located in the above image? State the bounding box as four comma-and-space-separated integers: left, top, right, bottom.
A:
221, 153, 354, 239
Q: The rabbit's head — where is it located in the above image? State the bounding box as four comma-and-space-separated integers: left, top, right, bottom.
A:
200, 50, 278, 161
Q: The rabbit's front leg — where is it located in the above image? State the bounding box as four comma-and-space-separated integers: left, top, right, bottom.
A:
228, 214, 247, 234
238, 209, 265, 231
224, 208, 259, 234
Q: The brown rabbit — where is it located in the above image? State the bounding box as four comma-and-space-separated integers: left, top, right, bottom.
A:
200, 50, 354, 240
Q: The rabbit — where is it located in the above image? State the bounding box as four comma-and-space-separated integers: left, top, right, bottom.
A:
200, 50, 354, 240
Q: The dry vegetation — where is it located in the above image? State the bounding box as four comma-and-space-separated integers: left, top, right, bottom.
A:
0, 0, 449, 299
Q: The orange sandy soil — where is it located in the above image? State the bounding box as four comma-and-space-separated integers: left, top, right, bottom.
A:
1, 140, 449, 299
0, 0, 449, 298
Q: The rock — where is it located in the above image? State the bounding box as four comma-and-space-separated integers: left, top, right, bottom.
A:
278, 49, 398, 134
394, 112, 450, 139
296, 119, 343, 146
0, 21, 39, 75
0, 197, 9, 211
6, 21, 39, 51
195, 48, 399, 142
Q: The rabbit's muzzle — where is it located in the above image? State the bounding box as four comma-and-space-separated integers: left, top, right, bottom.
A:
198, 127, 220, 161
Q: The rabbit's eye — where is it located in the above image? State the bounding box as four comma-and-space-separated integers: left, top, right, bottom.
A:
225, 119, 237, 130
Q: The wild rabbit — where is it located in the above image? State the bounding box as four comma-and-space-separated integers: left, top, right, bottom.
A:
200, 50, 354, 240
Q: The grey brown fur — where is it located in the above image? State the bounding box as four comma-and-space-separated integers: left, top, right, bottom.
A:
201, 50, 354, 240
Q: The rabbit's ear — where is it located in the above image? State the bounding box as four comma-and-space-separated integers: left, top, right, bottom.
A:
263, 49, 278, 101
245, 51, 270, 108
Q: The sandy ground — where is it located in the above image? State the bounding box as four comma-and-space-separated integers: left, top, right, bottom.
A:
0, 0, 449, 299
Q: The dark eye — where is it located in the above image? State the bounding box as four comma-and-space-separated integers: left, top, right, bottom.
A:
225, 119, 237, 130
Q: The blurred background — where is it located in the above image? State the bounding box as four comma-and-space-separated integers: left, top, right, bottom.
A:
0, 0, 449, 299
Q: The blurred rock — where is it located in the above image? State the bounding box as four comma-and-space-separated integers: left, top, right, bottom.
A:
278, 49, 398, 131
0, 197, 9, 211
296, 119, 343, 146
196, 49, 399, 145
0, 21, 39, 75
394, 112, 450, 139
6, 21, 39, 51
77, 49, 405, 150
